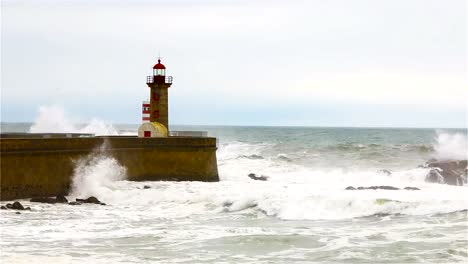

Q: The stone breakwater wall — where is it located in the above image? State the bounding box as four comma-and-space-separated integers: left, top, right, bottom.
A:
0, 136, 219, 200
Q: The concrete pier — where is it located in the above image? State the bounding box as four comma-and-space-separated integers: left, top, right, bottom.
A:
0, 136, 219, 200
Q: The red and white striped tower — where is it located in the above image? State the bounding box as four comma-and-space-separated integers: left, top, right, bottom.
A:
142, 100, 150, 122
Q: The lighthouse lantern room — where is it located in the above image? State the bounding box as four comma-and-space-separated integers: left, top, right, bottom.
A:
153, 59, 166, 76
139, 57, 173, 138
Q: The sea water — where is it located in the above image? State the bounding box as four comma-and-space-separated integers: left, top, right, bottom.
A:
0, 120, 467, 263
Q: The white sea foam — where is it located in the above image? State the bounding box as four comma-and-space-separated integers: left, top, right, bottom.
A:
29, 105, 121, 136
61, 135, 467, 221
69, 142, 127, 202
2, 128, 468, 263
433, 131, 468, 160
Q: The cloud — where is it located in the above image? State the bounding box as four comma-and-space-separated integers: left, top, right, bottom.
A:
1, 0, 466, 126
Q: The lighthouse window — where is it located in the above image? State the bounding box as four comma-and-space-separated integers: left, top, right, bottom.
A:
154, 69, 165, 76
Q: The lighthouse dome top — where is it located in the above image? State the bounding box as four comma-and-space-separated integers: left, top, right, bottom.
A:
153, 59, 166, 70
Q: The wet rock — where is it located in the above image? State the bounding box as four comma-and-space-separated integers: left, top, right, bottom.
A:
371, 213, 392, 217
68, 201, 82, 205
379, 169, 392, 176
375, 186, 399, 190
357, 187, 366, 190
56, 195, 68, 203
15, 212, 21, 215
425, 168, 445, 184
30, 197, 57, 204
6, 203, 13, 209
0, 206, 7, 210
248, 173, 268, 181
424, 160, 467, 186
8, 201, 25, 210
12, 202, 25, 210
76, 196, 102, 204
222, 201, 233, 207
345, 186, 356, 190
143, 185, 151, 189
404, 187, 420, 190
85, 196, 100, 204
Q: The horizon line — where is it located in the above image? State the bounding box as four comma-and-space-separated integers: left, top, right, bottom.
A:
1, 121, 466, 130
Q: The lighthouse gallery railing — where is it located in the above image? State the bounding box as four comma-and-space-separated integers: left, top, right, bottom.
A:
146, 76, 173, 84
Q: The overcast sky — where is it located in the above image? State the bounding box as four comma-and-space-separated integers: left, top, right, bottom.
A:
1, 0, 466, 127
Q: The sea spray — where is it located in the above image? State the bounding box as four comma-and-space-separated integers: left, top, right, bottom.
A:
69, 141, 127, 201
80, 118, 119, 135
29, 105, 76, 133
433, 131, 468, 160
29, 105, 120, 136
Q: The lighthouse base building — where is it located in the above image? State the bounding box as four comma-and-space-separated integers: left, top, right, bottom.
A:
0, 58, 219, 201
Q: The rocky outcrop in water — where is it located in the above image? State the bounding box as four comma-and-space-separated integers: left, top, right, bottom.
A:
31, 195, 68, 204
2, 196, 105, 212
378, 169, 392, 176
2, 201, 31, 211
30, 195, 105, 205
76, 196, 106, 205
248, 173, 268, 181
403, 187, 420, 190
424, 160, 467, 186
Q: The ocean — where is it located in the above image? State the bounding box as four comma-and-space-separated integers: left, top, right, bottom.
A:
1, 122, 467, 263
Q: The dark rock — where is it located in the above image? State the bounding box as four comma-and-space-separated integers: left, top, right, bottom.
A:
425, 160, 467, 186
68, 201, 82, 205
30, 197, 57, 204
404, 187, 420, 190
379, 169, 392, 176
372, 213, 392, 217
76, 196, 102, 204
100, 203, 106, 206
15, 212, 21, 215
11, 201, 25, 210
56, 195, 68, 203
222, 201, 233, 207
143, 185, 151, 189
345, 186, 356, 190
357, 187, 366, 190
1, 206, 7, 210
6, 203, 13, 209
376, 186, 399, 190
248, 173, 268, 181
25, 207, 31, 210
425, 168, 444, 184
85, 196, 100, 204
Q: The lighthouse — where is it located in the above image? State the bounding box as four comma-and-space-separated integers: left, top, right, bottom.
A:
138, 58, 173, 138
